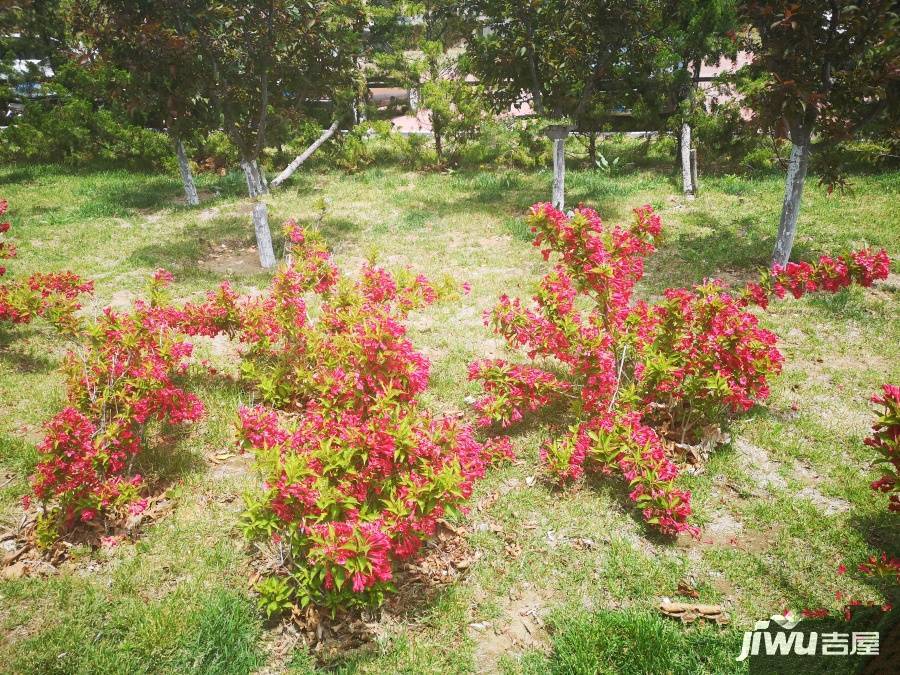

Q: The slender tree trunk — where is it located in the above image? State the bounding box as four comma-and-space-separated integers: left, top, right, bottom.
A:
174, 138, 200, 206
253, 160, 268, 194
772, 130, 812, 266
434, 121, 443, 162
253, 201, 276, 269
241, 159, 260, 198
680, 122, 694, 196
552, 133, 567, 210
241, 158, 268, 197
241, 154, 276, 269
272, 118, 340, 188
588, 132, 597, 166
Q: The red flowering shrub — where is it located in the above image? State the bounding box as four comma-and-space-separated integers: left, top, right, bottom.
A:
0, 198, 93, 333
29, 272, 204, 542
866, 385, 900, 513
470, 203, 891, 536
171, 221, 512, 612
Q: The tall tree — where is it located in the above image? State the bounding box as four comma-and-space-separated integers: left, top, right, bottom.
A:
738, 1, 899, 265
657, 0, 738, 196
364, 3, 476, 164
204, 0, 366, 267
0, 0, 70, 111
77, 1, 214, 206
461, 0, 663, 210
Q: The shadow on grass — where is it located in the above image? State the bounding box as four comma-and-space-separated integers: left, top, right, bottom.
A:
0, 326, 57, 375
0, 431, 40, 481
135, 423, 207, 485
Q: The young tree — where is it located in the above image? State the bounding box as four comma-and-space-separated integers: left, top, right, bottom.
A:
365, 3, 476, 165
461, 0, 663, 210
77, 1, 214, 206
738, 1, 899, 266
204, 0, 365, 267
657, 0, 738, 196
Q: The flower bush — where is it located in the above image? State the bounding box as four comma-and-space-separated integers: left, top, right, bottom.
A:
866, 385, 900, 513
177, 221, 512, 612
470, 203, 891, 536
22, 216, 508, 611
29, 272, 204, 543
0, 197, 93, 333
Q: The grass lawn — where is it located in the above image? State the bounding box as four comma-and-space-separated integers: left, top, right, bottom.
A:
1, 146, 898, 673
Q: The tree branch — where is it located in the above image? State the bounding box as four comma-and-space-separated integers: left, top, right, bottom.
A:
270, 117, 342, 188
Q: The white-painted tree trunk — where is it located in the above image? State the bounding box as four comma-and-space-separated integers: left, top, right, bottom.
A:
253, 201, 276, 269
680, 122, 693, 196
253, 160, 268, 194
241, 159, 268, 198
241, 159, 260, 198
409, 87, 420, 112
175, 139, 200, 206
552, 134, 566, 210
772, 135, 811, 267
271, 118, 340, 188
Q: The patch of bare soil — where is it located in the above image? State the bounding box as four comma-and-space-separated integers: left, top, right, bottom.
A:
199, 240, 262, 275
108, 289, 138, 312
469, 585, 550, 673
254, 521, 479, 667
208, 451, 253, 481
677, 510, 772, 555
733, 438, 787, 491
732, 438, 850, 515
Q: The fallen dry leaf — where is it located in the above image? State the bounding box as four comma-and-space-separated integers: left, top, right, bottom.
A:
676, 579, 700, 599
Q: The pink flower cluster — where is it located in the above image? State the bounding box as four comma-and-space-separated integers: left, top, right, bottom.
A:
865, 384, 899, 513
741, 248, 890, 309
803, 556, 898, 621
31, 278, 204, 535
194, 221, 513, 610
471, 203, 891, 536
0, 197, 93, 332
468, 359, 571, 427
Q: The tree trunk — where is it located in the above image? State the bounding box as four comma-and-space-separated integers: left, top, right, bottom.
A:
434, 122, 443, 162
253, 160, 268, 194
680, 122, 694, 196
552, 133, 566, 210
690, 148, 699, 196
271, 118, 340, 188
175, 138, 200, 206
588, 132, 597, 166
772, 131, 812, 267
252, 201, 276, 269
241, 158, 268, 198
241, 159, 260, 198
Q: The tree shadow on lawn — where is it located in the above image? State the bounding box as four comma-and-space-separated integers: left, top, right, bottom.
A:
849, 510, 900, 564
12, 168, 248, 229
129, 208, 363, 285
0, 326, 56, 375
642, 211, 822, 294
